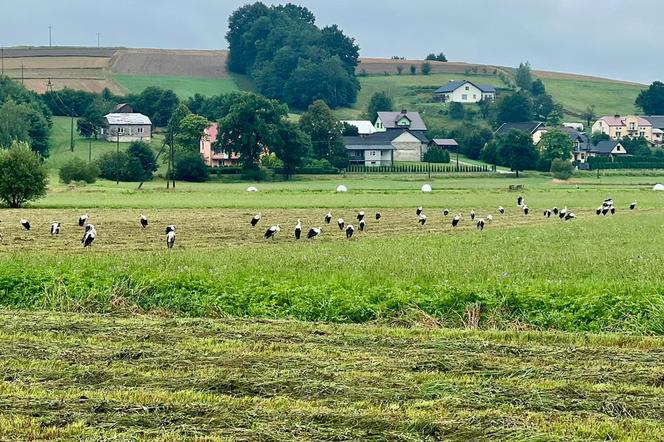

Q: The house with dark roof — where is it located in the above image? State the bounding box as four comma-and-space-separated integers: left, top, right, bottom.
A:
642, 116, 664, 145
590, 140, 627, 157
344, 131, 396, 166
494, 121, 546, 143
365, 110, 429, 162
429, 139, 459, 150
434, 80, 496, 103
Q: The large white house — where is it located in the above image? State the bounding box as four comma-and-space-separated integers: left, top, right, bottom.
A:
434, 80, 496, 103
101, 113, 152, 143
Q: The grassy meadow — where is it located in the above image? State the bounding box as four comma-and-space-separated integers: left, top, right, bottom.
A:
112, 73, 240, 98
1, 311, 664, 440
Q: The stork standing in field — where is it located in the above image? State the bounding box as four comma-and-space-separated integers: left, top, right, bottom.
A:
544, 209, 552, 218
498, 206, 505, 215
346, 225, 354, 239
324, 212, 332, 224
250, 213, 261, 227
375, 212, 382, 221
307, 227, 321, 239
264, 225, 281, 240
50, 222, 61, 235
140, 215, 149, 228
416, 206, 423, 216
610, 206, 616, 215
552, 207, 559, 215
470, 210, 476, 221
452, 214, 461, 227
559, 207, 567, 219
82, 224, 96, 248
359, 219, 366, 232
601, 206, 609, 216
418, 214, 427, 226
630, 201, 637, 210
476, 218, 485, 231
443, 209, 449, 217
166, 230, 176, 249
517, 195, 524, 207
337, 218, 345, 230
522, 205, 529, 215
78, 214, 89, 227
564, 212, 576, 221
357, 211, 365, 222
20, 219, 30, 231
596, 207, 602, 215
294, 219, 302, 240
486, 214, 493, 222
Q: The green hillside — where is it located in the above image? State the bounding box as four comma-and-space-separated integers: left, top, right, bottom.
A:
541, 77, 642, 117
113, 73, 240, 98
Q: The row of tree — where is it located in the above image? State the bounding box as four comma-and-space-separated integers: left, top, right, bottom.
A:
226, 2, 360, 109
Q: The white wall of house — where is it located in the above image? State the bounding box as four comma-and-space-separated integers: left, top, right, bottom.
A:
439, 83, 494, 103
363, 150, 392, 166
101, 124, 152, 142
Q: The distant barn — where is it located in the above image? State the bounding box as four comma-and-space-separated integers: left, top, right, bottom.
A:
101, 112, 152, 142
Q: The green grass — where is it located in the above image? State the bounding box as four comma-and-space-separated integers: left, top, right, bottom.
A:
541, 78, 644, 118
1, 311, 663, 440
112, 73, 240, 98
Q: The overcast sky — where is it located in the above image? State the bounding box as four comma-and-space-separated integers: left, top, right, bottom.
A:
1, 0, 660, 84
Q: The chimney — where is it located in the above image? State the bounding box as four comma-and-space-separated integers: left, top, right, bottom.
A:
401, 109, 408, 114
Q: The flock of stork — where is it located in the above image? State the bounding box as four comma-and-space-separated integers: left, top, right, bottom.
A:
0, 196, 637, 248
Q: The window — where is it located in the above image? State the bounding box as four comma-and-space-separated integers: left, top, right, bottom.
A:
117, 127, 124, 134
465, 86, 469, 91
473, 94, 477, 99
137, 127, 144, 133
640, 131, 645, 137
615, 131, 621, 138
629, 122, 636, 130
462, 94, 468, 100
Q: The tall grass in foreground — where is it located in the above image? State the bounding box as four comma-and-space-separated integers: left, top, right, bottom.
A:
1, 214, 663, 333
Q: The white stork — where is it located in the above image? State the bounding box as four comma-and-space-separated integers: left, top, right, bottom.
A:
443, 208, 449, 217
418, 214, 427, 226
630, 201, 637, 210
78, 213, 89, 227
596, 207, 602, 215
452, 214, 461, 227
486, 214, 493, 222
140, 215, 149, 228
517, 195, 524, 207
346, 225, 354, 239
416, 206, 423, 216
359, 219, 366, 232
610, 206, 616, 215
522, 205, 529, 215
307, 227, 321, 239
324, 212, 332, 224
559, 207, 568, 219
82, 225, 96, 248
470, 210, 476, 220
166, 230, 176, 249
498, 206, 505, 215
357, 211, 365, 221
50, 222, 61, 235
564, 212, 576, 221
375, 212, 382, 221
20, 219, 30, 231
338, 218, 345, 230
264, 225, 281, 240
544, 209, 552, 218
250, 213, 262, 227
295, 219, 302, 240
476, 218, 485, 231
552, 207, 559, 215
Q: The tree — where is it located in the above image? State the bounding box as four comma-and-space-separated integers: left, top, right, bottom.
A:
410, 65, 417, 75
59, 157, 99, 184
531, 78, 546, 96
283, 57, 359, 109
425, 53, 437, 61
425, 53, 446, 62
590, 131, 610, 145
0, 141, 48, 208
174, 151, 209, 182
621, 136, 651, 157
396, 65, 404, 75
636, 81, 664, 114
478, 98, 492, 119
450, 124, 494, 160
449, 102, 465, 120
341, 122, 359, 136
299, 100, 346, 168
423, 146, 450, 163
0, 100, 30, 148
550, 159, 574, 180
496, 91, 533, 125
366, 92, 394, 124
537, 129, 573, 171
174, 114, 211, 151
126, 142, 158, 180
581, 105, 596, 129
272, 121, 312, 178
421, 62, 432, 75
218, 93, 287, 171
77, 118, 96, 138
534, 93, 554, 121
496, 130, 538, 177
515, 62, 533, 91
97, 151, 144, 182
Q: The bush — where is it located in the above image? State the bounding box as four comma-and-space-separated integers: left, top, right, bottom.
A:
59, 158, 99, 184
550, 159, 574, 180
423, 146, 451, 163
449, 102, 465, 120
421, 62, 432, 75
174, 151, 209, 182
97, 151, 144, 182
0, 141, 48, 208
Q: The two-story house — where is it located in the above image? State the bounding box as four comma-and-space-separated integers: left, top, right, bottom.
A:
591, 115, 654, 143
434, 80, 496, 103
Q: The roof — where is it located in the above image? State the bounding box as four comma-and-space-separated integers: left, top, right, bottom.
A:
431, 138, 459, 147
104, 113, 151, 125
344, 129, 428, 147
340, 120, 376, 135
597, 115, 652, 127
495, 121, 544, 136
345, 144, 395, 151
377, 111, 427, 131
204, 122, 219, 143
591, 140, 623, 154
113, 103, 134, 113
643, 115, 664, 129
434, 80, 496, 94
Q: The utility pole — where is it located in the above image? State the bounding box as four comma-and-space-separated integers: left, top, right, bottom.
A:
116, 131, 120, 185
21, 63, 24, 85
1, 47, 4, 75
48, 25, 52, 48
97, 32, 100, 48
70, 116, 75, 152
456, 144, 460, 173
170, 130, 176, 188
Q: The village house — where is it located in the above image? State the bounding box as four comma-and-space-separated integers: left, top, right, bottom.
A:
428, 139, 459, 151
591, 115, 654, 143
494, 121, 546, 144
434, 80, 496, 103
643, 116, 664, 145
340, 120, 376, 135
100, 112, 152, 142
199, 122, 240, 167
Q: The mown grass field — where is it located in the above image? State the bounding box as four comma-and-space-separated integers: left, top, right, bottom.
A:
1, 311, 664, 440
541, 78, 643, 117
112, 73, 240, 98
